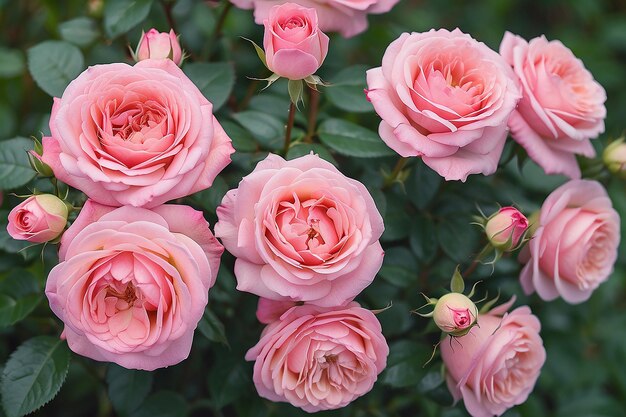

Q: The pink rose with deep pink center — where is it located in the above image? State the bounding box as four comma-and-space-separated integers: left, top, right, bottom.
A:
42, 59, 234, 208
441, 298, 546, 417
214, 153, 384, 307
366, 28, 521, 181
245, 302, 389, 412
45, 200, 223, 370
519, 180, 620, 304
263, 3, 329, 80
500, 32, 606, 179
230, 0, 399, 38
485, 206, 529, 250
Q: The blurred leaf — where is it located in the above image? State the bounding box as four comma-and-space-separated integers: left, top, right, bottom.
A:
0, 48, 25, 78
0, 103, 17, 139
189, 176, 228, 214
232, 111, 284, 150
184, 62, 235, 112
326, 65, 373, 113
406, 160, 441, 210
0, 137, 36, 189
59, 17, 100, 47
0, 337, 70, 417
221, 120, 257, 153
27, 41, 84, 97
104, 0, 154, 39
106, 365, 153, 416
130, 391, 188, 417
318, 119, 395, 158
0, 269, 41, 327
197, 307, 228, 346
381, 193, 411, 242
286, 143, 337, 166
378, 247, 418, 288
207, 354, 249, 409
382, 340, 431, 388
409, 213, 438, 264
437, 215, 479, 263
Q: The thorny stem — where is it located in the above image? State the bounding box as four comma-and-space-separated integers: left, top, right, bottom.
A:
283, 102, 297, 156
304, 87, 320, 143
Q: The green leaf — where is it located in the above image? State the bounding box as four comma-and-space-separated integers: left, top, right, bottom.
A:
130, 391, 188, 417
59, 17, 100, 47
437, 215, 480, 263
286, 143, 337, 166
184, 62, 235, 112
409, 213, 438, 264
0, 48, 25, 78
381, 193, 411, 242
318, 119, 395, 158
0, 337, 70, 417
188, 175, 229, 214
106, 365, 153, 416
406, 160, 441, 210
0, 137, 36, 189
378, 247, 418, 288
104, 0, 154, 39
382, 340, 431, 388
326, 65, 373, 113
232, 111, 284, 150
0, 269, 42, 328
450, 266, 465, 293
220, 120, 257, 153
27, 41, 84, 97
207, 354, 249, 409
197, 308, 228, 346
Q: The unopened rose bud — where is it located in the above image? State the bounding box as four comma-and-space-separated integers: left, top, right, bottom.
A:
7, 194, 69, 243
134, 29, 183, 65
603, 138, 626, 179
433, 293, 478, 337
485, 206, 528, 251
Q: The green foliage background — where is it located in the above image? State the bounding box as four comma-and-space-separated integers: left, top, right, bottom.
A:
0, 0, 625, 416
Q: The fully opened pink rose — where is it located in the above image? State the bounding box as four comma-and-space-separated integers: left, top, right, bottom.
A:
45, 200, 223, 370
263, 3, 329, 80
42, 59, 234, 208
441, 299, 546, 417
519, 180, 620, 304
366, 28, 521, 181
231, 0, 399, 38
500, 32, 606, 179
214, 153, 384, 307
245, 303, 389, 412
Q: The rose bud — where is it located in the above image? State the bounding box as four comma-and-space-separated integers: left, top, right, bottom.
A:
485, 206, 529, 251
263, 3, 329, 80
134, 28, 183, 65
433, 293, 478, 337
603, 137, 626, 178
7, 194, 69, 243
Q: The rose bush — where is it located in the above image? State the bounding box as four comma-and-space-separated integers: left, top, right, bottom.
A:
245, 302, 388, 412
42, 59, 234, 208
441, 299, 546, 417
215, 153, 384, 307
519, 179, 620, 303
230, 0, 399, 37
500, 32, 606, 179
45, 200, 223, 370
366, 28, 521, 181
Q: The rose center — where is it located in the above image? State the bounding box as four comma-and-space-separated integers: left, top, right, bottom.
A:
107, 282, 138, 306
283, 17, 305, 30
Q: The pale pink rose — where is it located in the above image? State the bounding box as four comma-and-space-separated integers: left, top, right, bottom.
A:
256, 297, 297, 324
485, 206, 528, 250
432, 293, 478, 337
45, 200, 223, 370
366, 29, 521, 181
603, 138, 626, 178
134, 29, 183, 65
231, 0, 399, 38
245, 302, 388, 412
500, 32, 606, 179
7, 194, 68, 243
263, 3, 329, 80
441, 298, 546, 417
42, 59, 234, 208
214, 153, 384, 307
519, 180, 620, 304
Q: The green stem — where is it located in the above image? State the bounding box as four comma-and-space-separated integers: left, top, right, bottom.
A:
382, 157, 408, 189
283, 102, 297, 156
160, 0, 177, 33
304, 88, 320, 143
212, 1, 233, 41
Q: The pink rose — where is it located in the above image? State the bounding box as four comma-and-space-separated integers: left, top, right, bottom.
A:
603, 137, 626, 179
42, 59, 234, 208
485, 206, 528, 250
45, 200, 223, 370
432, 293, 478, 337
134, 29, 183, 65
7, 194, 68, 243
519, 180, 620, 304
441, 299, 546, 417
262, 3, 329, 80
500, 32, 606, 179
245, 303, 388, 412
231, 0, 399, 38
214, 153, 384, 307
366, 29, 521, 181
256, 297, 297, 324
